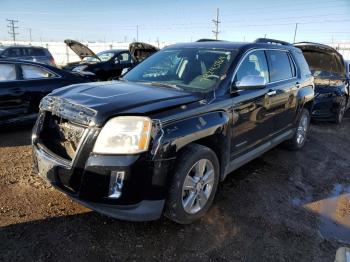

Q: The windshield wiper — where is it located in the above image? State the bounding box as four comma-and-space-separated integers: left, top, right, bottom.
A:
146, 82, 183, 90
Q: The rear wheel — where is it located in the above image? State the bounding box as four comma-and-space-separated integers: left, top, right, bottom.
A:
335, 97, 347, 124
285, 109, 310, 150
164, 144, 219, 224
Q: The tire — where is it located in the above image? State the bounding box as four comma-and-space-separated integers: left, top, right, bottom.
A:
285, 109, 311, 151
335, 97, 347, 124
164, 144, 220, 224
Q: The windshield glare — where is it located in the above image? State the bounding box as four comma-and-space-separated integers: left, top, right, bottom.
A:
124, 48, 238, 92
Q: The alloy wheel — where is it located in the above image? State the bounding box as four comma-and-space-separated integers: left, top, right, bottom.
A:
182, 159, 215, 214
296, 113, 309, 145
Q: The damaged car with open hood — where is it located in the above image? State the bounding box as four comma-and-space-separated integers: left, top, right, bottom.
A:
63, 40, 158, 81
294, 42, 349, 123
32, 39, 314, 224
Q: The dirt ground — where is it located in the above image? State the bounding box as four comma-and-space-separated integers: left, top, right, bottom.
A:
0, 112, 350, 262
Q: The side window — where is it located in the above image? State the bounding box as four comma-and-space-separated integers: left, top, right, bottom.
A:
293, 51, 311, 77
266, 50, 293, 82
21, 65, 57, 79
3, 48, 22, 57
235, 50, 269, 84
117, 53, 131, 64
0, 64, 17, 81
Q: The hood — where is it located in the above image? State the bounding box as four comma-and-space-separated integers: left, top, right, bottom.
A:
294, 42, 345, 78
129, 42, 158, 63
64, 39, 100, 61
42, 81, 201, 126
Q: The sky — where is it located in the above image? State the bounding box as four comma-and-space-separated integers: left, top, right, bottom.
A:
0, 0, 349, 44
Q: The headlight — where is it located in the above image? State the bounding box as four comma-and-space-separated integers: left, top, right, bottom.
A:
93, 116, 152, 154
72, 65, 88, 72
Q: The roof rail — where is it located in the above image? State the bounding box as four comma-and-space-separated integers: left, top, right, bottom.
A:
254, 38, 291, 46
196, 39, 223, 42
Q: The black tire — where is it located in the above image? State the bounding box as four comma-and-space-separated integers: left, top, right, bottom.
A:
164, 144, 220, 224
335, 97, 347, 124
285, 109, 310, 151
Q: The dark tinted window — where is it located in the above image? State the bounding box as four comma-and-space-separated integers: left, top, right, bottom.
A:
293, 51, 311, 76
26, 48, 46, 56
3, 48, 23, 57
266, 50, 293, 82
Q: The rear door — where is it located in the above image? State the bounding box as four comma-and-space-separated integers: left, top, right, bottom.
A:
265, 49, 299, 134
0, 62, 29, 121
230, 50, 273, 158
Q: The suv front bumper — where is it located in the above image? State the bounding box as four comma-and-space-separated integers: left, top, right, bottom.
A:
32, 139, 170, 221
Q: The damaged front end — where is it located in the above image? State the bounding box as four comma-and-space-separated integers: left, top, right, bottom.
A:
32, 97, 172, 221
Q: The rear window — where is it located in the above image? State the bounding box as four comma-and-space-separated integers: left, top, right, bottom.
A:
0, 64, 17, 81
302, 51, 344, 78
266, 50, 294, 82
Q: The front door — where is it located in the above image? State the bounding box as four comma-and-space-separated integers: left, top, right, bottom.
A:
230, 50, 273, 158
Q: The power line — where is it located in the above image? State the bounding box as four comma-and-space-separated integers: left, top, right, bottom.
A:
212, 8, 220, 40
7, 19, 19, 44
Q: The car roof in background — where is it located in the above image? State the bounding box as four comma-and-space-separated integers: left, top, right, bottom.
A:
165, 40, 299, 51
0, 58, 55, 67
97, 49, 127, 54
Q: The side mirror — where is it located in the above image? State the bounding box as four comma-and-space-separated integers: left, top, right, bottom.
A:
121, 67, 131, 75
233, 75, 266, 91
114, 59, 120, 65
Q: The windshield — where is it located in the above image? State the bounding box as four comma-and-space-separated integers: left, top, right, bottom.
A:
83, 51, 115, 63
124, 47, 238, 92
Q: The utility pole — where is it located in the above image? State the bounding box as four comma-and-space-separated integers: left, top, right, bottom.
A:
25, 27, 32, 44
7, 19, 19, 44
136, 25, 139, 42
212, 8, 220, 40
293, 23, 298, 43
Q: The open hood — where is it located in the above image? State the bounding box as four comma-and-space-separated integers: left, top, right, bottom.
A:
294, 42, 345, 78
64, 39, 100, 61
129, 42, 158, 63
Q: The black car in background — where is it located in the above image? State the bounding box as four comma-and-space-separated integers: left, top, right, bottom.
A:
63, 40, 158, 81
295, 42, 349, 123
0, 59, 87, 125
33, 39, 314, 224
0, 45, 56, 66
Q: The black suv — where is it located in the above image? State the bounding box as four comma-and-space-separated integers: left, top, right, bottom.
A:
32, 38, 314, 224
0, 45, 56, 66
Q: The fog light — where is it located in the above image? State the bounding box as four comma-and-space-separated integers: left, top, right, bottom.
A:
108, 171, 125, 199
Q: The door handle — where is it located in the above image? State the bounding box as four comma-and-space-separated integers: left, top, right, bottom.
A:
267, 90, 276, 96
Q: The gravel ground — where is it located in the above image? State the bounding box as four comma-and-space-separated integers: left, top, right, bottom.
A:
0, 112, 350, 262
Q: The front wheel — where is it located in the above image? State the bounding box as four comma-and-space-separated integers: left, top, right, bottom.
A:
285, 109, 310, 150
164, 144, 220, 224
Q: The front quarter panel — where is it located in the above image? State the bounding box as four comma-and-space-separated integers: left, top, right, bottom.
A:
150, 111, 230, 160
